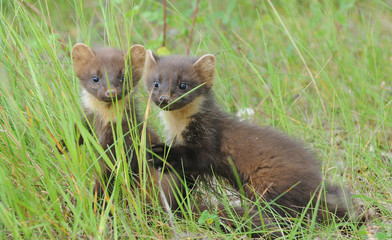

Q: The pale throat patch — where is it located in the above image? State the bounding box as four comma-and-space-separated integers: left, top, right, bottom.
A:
81, 88, 129, 125
160, 96, 205, 145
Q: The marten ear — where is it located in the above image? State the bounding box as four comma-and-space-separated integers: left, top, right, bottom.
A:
72, 43, 95, 75
128, 44, 146, 84
192, 54, 216, 87
143, 50, 158, 89
144, 50, 157, 73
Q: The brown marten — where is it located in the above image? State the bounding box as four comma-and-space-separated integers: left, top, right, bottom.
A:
70, 43, 181, 210
142, 51, 353, 222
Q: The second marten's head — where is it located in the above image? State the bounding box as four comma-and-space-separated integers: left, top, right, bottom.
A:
72, 44, 146, 102
143, 50, 216, 111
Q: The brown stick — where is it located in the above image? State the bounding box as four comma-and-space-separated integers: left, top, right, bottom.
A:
162, 0, 167, 47
186, 0, 199, 55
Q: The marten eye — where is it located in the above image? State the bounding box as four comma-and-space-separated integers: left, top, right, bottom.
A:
92, 76, 100, 83
120, 76, 124, 82
179, 83, 188, 90
154, 80, 160, 89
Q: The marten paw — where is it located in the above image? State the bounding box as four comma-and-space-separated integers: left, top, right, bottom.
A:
149, 143, 171, 169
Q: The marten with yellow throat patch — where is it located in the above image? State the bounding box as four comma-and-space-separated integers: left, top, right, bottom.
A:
143, 50, 352, 220
70, 43, 181, 209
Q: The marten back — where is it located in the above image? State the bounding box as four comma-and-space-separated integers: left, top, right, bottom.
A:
220, 118, 323, 214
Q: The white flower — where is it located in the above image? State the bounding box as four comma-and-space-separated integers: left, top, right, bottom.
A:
236, 108, 255, 119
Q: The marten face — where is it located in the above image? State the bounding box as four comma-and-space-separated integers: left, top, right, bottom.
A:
72, 44, 146, 103
143, 51, 216, 111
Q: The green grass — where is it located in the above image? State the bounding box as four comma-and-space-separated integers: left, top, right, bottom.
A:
1, 0, 391, 239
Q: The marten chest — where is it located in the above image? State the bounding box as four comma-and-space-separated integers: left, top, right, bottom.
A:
160, 111, 190, 145
160, 96, 205, 145
81, 89, 129, 126
81, 88, 132, 148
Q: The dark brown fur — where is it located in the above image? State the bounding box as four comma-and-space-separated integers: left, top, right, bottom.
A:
71, 44, 181, 209
143, 51, 352, 221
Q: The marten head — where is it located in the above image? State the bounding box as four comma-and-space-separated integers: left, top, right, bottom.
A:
72, 44, 146, 102
143, 50, 216, 111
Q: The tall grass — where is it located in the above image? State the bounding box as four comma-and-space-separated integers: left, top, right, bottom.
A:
1, 0, 391, 239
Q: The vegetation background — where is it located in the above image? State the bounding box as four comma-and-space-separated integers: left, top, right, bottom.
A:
0, 0, 391, 239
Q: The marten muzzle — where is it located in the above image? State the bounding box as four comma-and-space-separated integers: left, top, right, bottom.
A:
99, 89, 124, 102
105, 89, 117, 98
156, 95, 172, 108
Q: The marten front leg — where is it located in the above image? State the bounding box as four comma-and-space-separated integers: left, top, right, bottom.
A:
150, 144, 200, 173
149, 143, 180, 169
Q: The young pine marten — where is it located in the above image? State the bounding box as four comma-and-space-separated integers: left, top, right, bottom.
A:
70, 43, 181, 209
142, 51, 352, 220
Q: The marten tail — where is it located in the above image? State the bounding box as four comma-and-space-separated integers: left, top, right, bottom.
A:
323, 185, 353, 219
322, 184, 365, 224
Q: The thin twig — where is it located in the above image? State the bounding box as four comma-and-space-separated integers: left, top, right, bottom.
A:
162, 0, 167, 47
214, 49, 224, 56
186, 0, 199, 55
267, 0, 326, 114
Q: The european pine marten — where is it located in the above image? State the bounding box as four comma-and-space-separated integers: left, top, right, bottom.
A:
70, 43, 181, 209
142, 50, 352, 220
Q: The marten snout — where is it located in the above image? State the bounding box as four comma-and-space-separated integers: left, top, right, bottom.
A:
98, 87, 124, 102
159, 95, 171, 104
105, 89, 117, 98
156, 95, 173, 109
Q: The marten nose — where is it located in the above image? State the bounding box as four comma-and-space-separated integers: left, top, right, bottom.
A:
105, 89, 117, 98
159, 95, 170, 104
